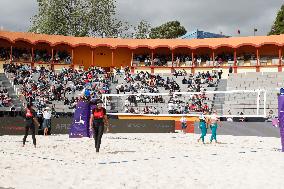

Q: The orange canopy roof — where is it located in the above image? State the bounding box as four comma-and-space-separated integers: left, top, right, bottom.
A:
0, 30, 283, 49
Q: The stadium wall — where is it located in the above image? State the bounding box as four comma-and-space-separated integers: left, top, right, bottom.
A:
0, 117, 177, 135
0, 116, 278, 137
74, 45, 93, 69
114, 47, 132, 68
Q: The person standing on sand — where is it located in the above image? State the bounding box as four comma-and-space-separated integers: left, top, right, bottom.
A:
42, 107, 52, 136
89, 99, 110, 153
23, 103, 40, 148
197, 111, 208, 144
180, 116, 187, 134
209, 110, 221, 144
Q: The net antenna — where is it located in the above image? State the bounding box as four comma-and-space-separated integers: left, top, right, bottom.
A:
102, 89, 267, 118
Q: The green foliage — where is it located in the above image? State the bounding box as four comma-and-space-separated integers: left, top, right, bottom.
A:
134, 20, 151, 39
30, 1, 187, 39
87, 0, 129, 37
149, 21, 187, 39
268, 4, 284, 35
29, 0, 128, 37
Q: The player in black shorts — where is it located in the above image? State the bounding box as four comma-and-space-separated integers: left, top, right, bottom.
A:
89, 100, 109, 152
23, 104, 40, 148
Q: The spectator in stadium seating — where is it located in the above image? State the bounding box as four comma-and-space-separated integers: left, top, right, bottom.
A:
9, 105, 16, 117
197, 58, 202, 66
229, 66, 233, 74
227, 110, 233, 122
217, 68, 223, 79
266, 110, 274, 122
239, 112, 246, 122
168, 101, 174, 114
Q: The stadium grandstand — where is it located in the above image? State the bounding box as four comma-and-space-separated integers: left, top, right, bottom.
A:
0, 30, 283, 121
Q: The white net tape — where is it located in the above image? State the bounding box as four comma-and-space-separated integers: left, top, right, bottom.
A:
102, 89, 267, 118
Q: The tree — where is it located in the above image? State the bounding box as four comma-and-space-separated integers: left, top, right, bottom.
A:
134, 20, 151, 39
149, 21, 187, 39
268, 4, 284, 35
29, 0, 89, 37
87, 0, 129, 38
29, 0, 128, 37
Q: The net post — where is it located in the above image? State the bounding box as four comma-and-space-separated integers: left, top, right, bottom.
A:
263, 90, 267, 118
256, 89, 260, 116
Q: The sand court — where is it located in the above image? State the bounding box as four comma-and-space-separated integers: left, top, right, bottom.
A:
0, 133, 283, 189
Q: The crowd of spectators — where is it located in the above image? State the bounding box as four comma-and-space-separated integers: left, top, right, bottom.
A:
111, 68, 219, 114
123, 94, 164, 114
167, 93, 210, 114
12, 48, 31, 62
153, 55, 171, 66
174, 55, 192, 63
117, 71, 182, 94
1, 47, 72, 64
3, 62, 220, 115
53, 51, 72, 64
215, 53, 234, 62
4, 63, 111, 115
34, 50, 72, 64
133, 54, 171, 67
133, 55, 151, 66
132, 53, 252, 67
165, 71, 217, 114
33, 49, 52, 62
0, 48, 10, 61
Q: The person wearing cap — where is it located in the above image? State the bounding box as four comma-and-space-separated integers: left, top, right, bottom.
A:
42, 107, 52, 136
197, 111, 208, 144
89, 99, 109, 153
23, 103, 40, 147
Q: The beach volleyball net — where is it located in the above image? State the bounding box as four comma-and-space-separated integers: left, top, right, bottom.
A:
102, 89, 267, 118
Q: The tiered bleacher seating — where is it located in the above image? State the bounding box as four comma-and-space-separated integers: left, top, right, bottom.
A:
222, 72, 281, 116
3, 63, 219, 115
0, 73, 22, 111
107, 73, 218, 114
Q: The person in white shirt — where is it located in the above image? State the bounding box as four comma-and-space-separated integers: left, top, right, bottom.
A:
168, 102, 174, 114
42, 107, 52, 136
180, 116, 187, 134
197, 58, 202, 66
124, 99, 130, 107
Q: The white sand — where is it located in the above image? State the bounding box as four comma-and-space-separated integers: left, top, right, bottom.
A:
0, 133, 283, 189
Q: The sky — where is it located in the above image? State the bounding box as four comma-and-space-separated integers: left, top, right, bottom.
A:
0, 0, 283, 37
